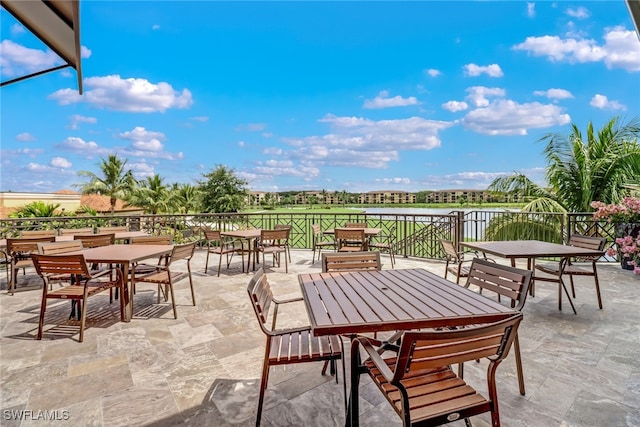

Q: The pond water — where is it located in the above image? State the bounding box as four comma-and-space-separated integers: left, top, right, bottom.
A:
362, 207, 519, 215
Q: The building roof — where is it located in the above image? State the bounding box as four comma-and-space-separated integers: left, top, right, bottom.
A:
80, 194, 141, 213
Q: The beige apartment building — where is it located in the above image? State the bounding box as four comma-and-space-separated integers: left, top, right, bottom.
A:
426, 189, 490, 204
358, 191, 416, 204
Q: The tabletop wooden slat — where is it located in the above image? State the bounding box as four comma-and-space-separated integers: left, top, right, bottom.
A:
299, 268, 516, 336
460, 240, 604, 259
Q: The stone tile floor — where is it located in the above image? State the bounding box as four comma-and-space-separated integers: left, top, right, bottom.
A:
1, 249, 639, 426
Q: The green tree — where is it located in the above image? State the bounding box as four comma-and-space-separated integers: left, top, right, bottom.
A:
486, 116, 640, 240
171, 183, 202, 213
76, 155, 136, 214
340, 190, 348, 207
127, 174, 171, 214
198, 165, 248, 213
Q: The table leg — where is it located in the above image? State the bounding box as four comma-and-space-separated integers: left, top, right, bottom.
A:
348, 337, 362, 427
558, 258, 577, 315
121, 263, 132, 322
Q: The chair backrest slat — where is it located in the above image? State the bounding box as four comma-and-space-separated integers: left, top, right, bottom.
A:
38, 241, 83, 255
59, 227, 94, 236
465, 258, 532, 311
97, 226, 129, 233
130, 235, 173, 245
20, 230, 57, 238
74, 233, 115, 248
260, 229, 288, 245
393, 314, 522, 383
322, 252, 381, 272
344, 222, 367, 228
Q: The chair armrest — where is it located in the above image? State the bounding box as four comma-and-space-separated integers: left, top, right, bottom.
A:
268, 325, 314, 336
354, 336, 396, 383
273, 296, 304, 305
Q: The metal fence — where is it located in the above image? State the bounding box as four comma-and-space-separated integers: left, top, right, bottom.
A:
0, 210, 617, 262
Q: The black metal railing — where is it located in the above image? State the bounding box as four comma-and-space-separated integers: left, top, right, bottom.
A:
0, 210, 617, 262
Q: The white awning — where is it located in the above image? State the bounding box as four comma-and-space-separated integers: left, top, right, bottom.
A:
628, 0, 640, 39
1, 0, 83, 93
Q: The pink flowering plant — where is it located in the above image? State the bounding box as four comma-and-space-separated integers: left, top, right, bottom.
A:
591, 196, 640, 224
592, 196, 640, 274
607, 233, 640, 275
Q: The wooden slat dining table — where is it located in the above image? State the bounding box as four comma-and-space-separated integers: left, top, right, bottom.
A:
67, 244, 173, 322
298, 268, 518, 426
460, 240, 605, 314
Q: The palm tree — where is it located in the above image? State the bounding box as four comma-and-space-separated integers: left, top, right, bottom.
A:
127, 174, 171, 214
170, 183, 202, 213
486, 116, 640, 240
10, 201, 61, 218
76, 155, 136, 214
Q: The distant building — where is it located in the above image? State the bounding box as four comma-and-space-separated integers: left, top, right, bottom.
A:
426, 189, 490, 204
294, 191, 341, 205
247, 191, 281, 206
0, 191, 141, 218
358, 191, 416, 204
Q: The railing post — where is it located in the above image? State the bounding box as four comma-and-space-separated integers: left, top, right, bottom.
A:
455, 211, 464, 251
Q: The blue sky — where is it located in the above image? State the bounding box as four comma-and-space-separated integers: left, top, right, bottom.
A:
1, 1, 639, 195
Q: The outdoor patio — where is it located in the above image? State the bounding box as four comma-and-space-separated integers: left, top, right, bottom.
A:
1, 248, 639, 426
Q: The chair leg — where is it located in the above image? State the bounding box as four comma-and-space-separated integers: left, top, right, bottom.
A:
204, 250, 211, 274
187, 268, 196, 306
256, 348, 271, 427
78, 296, 88, 343
217, 252, 223, 277
514, 333, 525, 395
569, 275, 576, 298
168, 281, 177, 319
593, 267, 603, 309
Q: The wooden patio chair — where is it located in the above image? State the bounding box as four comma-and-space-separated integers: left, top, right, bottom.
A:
247, 268, 346, 426
351, 313, 523, 427
321, 252, 381, 273
335, 228, 366, 252
465, 258, 532, 395
31, 253, 125, 342
534, 234, 607, 309
6, 236, 56, 294
37, 240, 86, 290
311, 223, 336, 263
203, 229, 239, 276
368, 225, 396, 268
129, 235, 173, 245
441, 239, 474, 284
256, 229, 289, 273
131, 242, 196, 319
59, 227, 94, 236
274, 224, 293, 262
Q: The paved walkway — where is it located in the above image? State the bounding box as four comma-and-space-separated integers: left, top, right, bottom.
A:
1, 248, 639, 426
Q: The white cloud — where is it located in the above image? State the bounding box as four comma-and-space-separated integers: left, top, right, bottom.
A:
81, 46, 92, 58
363, 90, 419, 109
442, 100, 469, 112
375, 177, 412, 185
566, 6, 590, 19
461, 99, 571, 135
57, 136, 110, 156
533, 88, 574, 100
463, 63, 504, 77
117, 126, 183, 160
527, 2, 536, 18
11, 24, 25, 36
425, 68, 441, 77
48, 75, 194, 112
512, 27, 640, 72
236, 123, 267, 131
152, 24, 160, 30
68, 114, 97, 130
0, 40, 61, 77
590, 94, 626, 111
130, 161, 155, 178
191, 116, 209, 122
278, 114, 452, 170
50, 157, 72, 168
465, 86, 506, 107
16, 132, 36, 142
